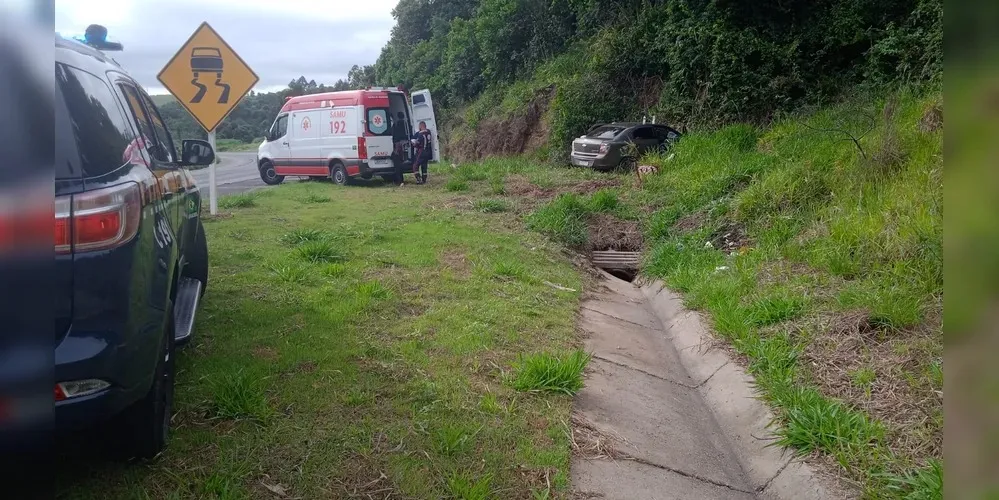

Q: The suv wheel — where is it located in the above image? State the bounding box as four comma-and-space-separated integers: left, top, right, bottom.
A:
108, 305, 176, 460
259, 161, 284, 185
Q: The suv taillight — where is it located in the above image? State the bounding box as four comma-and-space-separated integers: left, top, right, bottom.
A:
357, 137, 367, 160
55, 182, 141, 254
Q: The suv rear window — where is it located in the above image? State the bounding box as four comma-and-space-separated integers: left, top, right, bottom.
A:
586, 126, 626, 140
55, 63, 136, 179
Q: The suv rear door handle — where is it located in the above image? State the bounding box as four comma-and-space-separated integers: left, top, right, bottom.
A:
282, 141, 289, 146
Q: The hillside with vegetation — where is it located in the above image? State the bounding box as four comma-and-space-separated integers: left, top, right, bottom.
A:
373, 0, 940, 161
366, 0, 943, 498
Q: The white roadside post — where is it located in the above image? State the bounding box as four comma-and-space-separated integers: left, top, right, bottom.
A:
208, 130, 218, 215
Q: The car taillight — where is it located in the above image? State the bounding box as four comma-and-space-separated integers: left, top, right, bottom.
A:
357, 136, 367, 160
598, 143, 610, 154
54, 182, 141, 254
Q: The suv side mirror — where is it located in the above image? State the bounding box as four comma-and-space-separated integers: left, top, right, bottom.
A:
180, 139, 215, 166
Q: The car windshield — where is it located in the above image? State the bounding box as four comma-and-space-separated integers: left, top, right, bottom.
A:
586, 126, 626, 140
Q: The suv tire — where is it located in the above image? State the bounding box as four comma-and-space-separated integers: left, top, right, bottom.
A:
108, 305, 175, 460
259, 160, 284, 185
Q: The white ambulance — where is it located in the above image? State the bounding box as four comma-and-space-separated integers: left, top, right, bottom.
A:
256, 87, 439, 185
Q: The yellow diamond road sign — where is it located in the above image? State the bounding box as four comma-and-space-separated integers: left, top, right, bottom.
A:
157, 22, 258, 132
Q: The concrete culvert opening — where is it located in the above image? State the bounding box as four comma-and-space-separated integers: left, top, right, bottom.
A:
588, 214, 642, 282
591, 251, 640, 282
606, 267, 637, 282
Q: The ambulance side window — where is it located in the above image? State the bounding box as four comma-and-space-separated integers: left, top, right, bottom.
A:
271, 115, 288, 141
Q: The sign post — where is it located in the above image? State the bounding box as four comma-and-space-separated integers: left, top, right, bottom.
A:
156, 22, 259, 215
208, 130, 218, 214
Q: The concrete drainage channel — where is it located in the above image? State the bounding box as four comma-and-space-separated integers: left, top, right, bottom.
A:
572, 263, 851, 499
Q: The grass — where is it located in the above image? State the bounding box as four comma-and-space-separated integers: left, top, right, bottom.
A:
56, 180, 583, 499
446, 471, 493, 500
271, 264, 310, 284
295, 240, 347, 263
445, 178, 470, 192
885, 459, 943, 500
301, 193, 331, 204
512, 350, 590, 395
745, 294, 806, 326
211, 370, 272, 422
588, 189, 619, 212
280, 228, 330, 245
218, 193, 257, 209
773, 387, 886, 459
525, 193, 589, 248
473, 198, 510, 213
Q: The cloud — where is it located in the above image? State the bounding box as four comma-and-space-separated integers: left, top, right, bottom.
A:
55, 0, 397, 94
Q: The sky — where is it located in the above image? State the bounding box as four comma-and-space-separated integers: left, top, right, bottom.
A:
53, 0, 398, 94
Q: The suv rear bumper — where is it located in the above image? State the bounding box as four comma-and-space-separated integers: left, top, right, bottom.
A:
54, 327, 153, 430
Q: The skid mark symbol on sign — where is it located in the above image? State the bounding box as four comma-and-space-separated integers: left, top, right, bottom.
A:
157, 22, 258, 132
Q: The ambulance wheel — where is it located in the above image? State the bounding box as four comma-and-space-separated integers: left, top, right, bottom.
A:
330, 162, 348, 186
259, 161, 284, 185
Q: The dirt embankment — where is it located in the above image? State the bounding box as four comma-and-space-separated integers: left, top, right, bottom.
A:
447, 86, 555, 163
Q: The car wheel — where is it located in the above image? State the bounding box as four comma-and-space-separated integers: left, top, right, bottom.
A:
259, 161, 284, 185
330, 162, 348, 186
619, 156, 638, 172
108, 305, 175, 460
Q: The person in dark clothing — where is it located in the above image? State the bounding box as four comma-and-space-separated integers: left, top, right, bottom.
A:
391, 111, 408, 144
390, 112, 409, 185
411, 121, 432, 184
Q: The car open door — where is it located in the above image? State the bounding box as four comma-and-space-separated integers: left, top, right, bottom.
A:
410, 89, 440, 162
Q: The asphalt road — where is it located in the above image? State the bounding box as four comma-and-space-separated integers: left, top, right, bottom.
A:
188, 152, 265, 196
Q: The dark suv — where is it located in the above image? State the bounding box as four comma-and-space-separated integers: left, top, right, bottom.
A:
570, 122, 681, 171
55, 33, 214, 458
